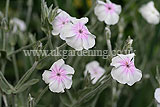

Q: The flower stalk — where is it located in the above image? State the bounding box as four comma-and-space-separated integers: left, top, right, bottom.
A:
105, 26, 113, 58
12, 47, 19, 82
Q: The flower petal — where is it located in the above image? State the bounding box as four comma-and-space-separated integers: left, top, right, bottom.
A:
42, 70, 52, 84
49, 59, 65, 70
52, 18, 61, 35
94, 4, 106, 22
155, 88, 160, 103
62, 76, 72, 89
111, 66, 129, 84
82, 34, 96, 50
139, 1, 160, 25
62, 65, 75, 74
60, 23, 75, 40
110, 53, 135, 68
104, 12, 119, 25
118, 53, 135, 62
86, 61, 99, 71
113, 4, 122, 14
71, 17, 88, 24
66, 36, 83, 51
127, 69, 142, 86
49, 80, 65, 93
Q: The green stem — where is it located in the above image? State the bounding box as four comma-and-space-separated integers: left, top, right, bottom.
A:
105, 26, 113, 58
1, 60, 7, 74
35, 86, 48, 105
53, 0, 58, 6
0, 92, 1, 107
48, 32, 54, 50
2, 30, 6, 51
5, 0, 10, 20
11, 47, 19, 82
26, 0, 33, 28
2, 95, 8, 107
84, 0, 96, 16
76, 75, 111, 105
66, 90, 74, 103
112, 80, 117, 107
8, 36, 49, 56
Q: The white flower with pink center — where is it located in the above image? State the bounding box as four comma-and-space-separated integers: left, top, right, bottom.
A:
84, 61, 106, 84
94, 0, 122, 25
139, 1, 160, 25
60, 17, 96, 50
110, 53, 142, 86
42, 59, 75, 93
52, 9, 71, 36
155, 88, 160, 103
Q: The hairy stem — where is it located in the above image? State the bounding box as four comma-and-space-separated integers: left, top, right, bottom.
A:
2, 95, 8, 107
5, 0, 10, 20
12, 47, 19, 82
35, 86, 48, 105
105, 26, 113, 58
84, 0, 96, 16
8, 36, 49, 56
26, 0, 33, 28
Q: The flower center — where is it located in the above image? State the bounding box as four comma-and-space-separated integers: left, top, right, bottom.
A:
108, 7, 112, 10
94, 71, 98, 75
126, 62, 130, 68
62, 22, 65, 25
56, 73, 61, 76
79, 29, 83, 34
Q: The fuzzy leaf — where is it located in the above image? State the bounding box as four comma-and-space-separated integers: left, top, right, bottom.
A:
14, 79, 39, 93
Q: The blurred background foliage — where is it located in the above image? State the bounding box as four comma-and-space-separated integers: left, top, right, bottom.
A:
0, 0, 160, 107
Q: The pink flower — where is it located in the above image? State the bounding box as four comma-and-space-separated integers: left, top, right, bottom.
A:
94, 0, 121, 25
139, 1, 160, 25
10, 18, 26, 32
110, 53, 142, 86
42, 59, 75, 93
60, 17, 96, 50
52, 9, 71, 36
84, 61, 106, 84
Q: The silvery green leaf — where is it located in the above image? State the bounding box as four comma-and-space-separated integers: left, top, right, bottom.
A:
0, 72, 15, 94
13, 79, 39, 93
60, 93, 72, 107
15, 61, 38, 89
48, 7, 58, 24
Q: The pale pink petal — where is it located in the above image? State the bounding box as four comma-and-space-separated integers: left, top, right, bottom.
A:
49, 59, 65, 70
127, 69, 142, 86
110, 55, 123, 68
86, 61, 99, 71
60, 23, 75, 40
71, 17, 88, 24
82, 34, 96, 50
118, 53, 135, 62
104, 12, 119, 25
52, 18, 61, 35
62, 76, 72, 89
42, 70, 52, 84
94, 4, 106, 22
66, 36, 83, 51
113, 4, 122, 14
49, 80, 65, 93
155, 88, 160, 103
61, 65, 75, 74
111, 67, 130, 84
